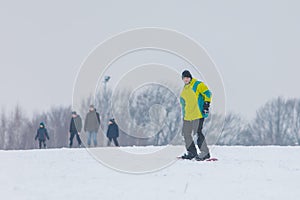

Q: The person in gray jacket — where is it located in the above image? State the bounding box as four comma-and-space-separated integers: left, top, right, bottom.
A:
84, 105, 100, 147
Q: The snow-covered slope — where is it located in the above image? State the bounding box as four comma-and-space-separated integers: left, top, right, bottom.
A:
0, 146, 299, 200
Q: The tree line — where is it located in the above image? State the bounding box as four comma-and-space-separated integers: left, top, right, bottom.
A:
0, 86, 300, 150
204, 97, 300, 146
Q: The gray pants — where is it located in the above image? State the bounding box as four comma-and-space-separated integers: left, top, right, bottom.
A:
182, 118, 209, 155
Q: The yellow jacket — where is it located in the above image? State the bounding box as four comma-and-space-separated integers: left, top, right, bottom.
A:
180, 78, 212, 120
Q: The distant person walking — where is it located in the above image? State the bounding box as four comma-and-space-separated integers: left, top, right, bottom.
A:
35, 122, 50, 149
106, 118, 120, 147
69, 111, 82, 148
84, 105, 100, 147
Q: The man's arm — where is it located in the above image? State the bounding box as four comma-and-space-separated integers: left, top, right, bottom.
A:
69, 119, 72, 132
78, 116, 83, 132
84, 115, 88, 132
116, 125, 119, 137
96, 112, 100, 124
198, 82, 212, 102
45, 129, 50, 140
35, 130, 38, 140
197, 82, 212, 116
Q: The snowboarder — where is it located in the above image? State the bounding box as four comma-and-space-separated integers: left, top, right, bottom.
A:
180, 70, 212, 160
84, 105, 100, 147
106, 118, 120, 147
69, 111, 82, 148
35, 122, 50, 149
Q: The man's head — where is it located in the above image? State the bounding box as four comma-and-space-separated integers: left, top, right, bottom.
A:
89, 105, 95, 112
182, 70, 192, 85
72, 111, 77, 118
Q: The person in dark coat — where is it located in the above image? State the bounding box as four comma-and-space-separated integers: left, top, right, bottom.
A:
106, 118, 119, 147
35, 122, 50, 149
69, 111, 82, 148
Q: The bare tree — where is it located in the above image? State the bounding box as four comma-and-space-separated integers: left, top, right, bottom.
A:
219, 113, 246, 145
287, 98, 300, 145
105, 84, 183, 146
46, 106, 72, 148
249, 97, 295, 145
96, 89, 113, 146
125, 84, 182, 145
0, 108, 7, 149
0, 105, 29, 149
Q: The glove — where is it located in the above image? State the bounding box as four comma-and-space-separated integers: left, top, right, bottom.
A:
203, 102, 210, 115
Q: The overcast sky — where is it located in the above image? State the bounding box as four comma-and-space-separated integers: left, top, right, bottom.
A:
0, 0, 299, 119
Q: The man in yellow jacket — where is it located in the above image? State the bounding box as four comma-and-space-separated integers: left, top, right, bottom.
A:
180, 70, 211, 160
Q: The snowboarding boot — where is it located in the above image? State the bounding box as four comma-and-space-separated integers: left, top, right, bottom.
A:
180, 152, 196, 160
195, 152, 210, 161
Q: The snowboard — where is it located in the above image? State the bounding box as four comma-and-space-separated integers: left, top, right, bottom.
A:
204, 157, 218, 161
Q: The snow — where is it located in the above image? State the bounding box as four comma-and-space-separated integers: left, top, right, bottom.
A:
1, 146, 300, 200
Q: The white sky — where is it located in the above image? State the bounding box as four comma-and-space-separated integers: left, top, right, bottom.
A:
0, 0, 299, 119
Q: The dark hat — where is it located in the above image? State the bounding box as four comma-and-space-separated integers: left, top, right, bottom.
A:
72, 111, 77, 115
109, 118, 115, 123
182, 70, 192, 79
39, 122, 45, 127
